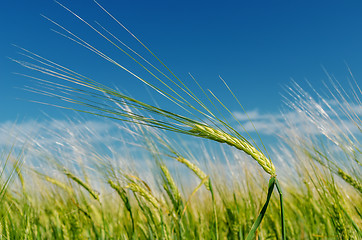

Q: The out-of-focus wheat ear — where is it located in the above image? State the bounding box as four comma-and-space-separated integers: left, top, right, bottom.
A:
181, 175, 210, 218
4, 218, 10, 240
13, 162, 25, 193
127, 182, 160, 209
108, 179, 132, 212
62, 169, 100, 201
61, 223, 70, 240
160, 164, 183, 210
44, 175, 72, 194
175, 156, 211, 190
133, 193, 161, 236
337, 169, 362, 194
108, 179, 135, 234
190, 124, 276, 176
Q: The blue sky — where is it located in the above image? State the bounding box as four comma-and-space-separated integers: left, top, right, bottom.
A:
1, 0, 362, 135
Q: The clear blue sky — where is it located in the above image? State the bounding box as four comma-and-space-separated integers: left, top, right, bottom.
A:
1, 0, 362, 123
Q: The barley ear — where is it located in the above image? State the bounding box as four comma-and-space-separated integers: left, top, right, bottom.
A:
127, 182, 160, 209
175, 156, 211, 190
160, 164, 182, 207
63, 169, 100, 200
337, 169, 362, 194
190, 124, 276, 175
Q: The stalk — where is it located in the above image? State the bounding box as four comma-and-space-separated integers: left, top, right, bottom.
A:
275, 178, 285, 240
246, 176, 275, 240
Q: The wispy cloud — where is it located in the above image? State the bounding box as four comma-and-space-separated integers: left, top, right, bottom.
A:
231, 99, 361, 138
0, 119, 114, 147
0, 118, 147, 169
232, 109, 284, 135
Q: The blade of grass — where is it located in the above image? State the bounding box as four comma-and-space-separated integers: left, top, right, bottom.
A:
246, 176, 276, 240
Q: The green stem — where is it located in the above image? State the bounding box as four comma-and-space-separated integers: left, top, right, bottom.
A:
209, 182, 219, 240
275, 179, 285, 240
246, 176, 276, 240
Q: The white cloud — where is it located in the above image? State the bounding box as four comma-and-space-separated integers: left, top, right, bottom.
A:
0, 119, 114, 147
233, 109, 261, 121
231, 100, 361, 138
232, 109, 283, 135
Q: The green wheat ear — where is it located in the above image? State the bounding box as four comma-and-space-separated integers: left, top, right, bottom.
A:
190, 124, 275, 175
63, 168, 100, 201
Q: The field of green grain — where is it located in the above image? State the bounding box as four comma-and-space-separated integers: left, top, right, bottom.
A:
2, 1, 361, 239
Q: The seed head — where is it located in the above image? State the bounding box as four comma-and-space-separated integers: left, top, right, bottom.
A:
190, 124, 276, 175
